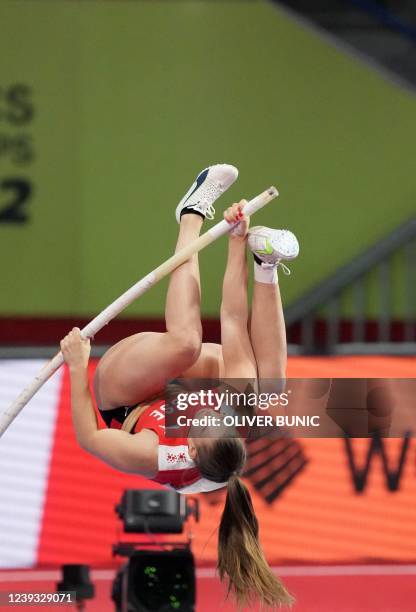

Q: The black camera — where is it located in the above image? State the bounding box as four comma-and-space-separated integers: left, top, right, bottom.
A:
115, 489, 196, 534
112, 490, 199, 612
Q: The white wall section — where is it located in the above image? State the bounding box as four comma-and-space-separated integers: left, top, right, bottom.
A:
0, 361, 62, 568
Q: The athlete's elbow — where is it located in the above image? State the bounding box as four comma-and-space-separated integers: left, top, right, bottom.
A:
76, 432, 96, 453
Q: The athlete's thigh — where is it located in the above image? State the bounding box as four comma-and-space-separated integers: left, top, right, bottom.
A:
181, 342, 225, 379
95, 332, 191, 410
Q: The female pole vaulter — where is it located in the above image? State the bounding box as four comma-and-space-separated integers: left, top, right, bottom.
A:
61, 164, 299, 608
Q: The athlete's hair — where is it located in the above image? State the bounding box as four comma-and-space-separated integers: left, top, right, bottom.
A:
196, 438, 294, 608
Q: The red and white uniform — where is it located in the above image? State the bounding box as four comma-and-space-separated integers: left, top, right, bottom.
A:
111, 398, 226, 495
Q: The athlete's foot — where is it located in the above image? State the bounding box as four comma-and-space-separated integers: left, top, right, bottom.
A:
248, 226, 299, 275
175, 164, 238, 223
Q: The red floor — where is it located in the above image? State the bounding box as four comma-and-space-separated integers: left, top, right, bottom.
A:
1, 567, 415, 611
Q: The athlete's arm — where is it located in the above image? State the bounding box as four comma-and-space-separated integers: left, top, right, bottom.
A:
61, 328, 158, 476
81, 427, 158, 476
221, 204, 257, 383
60, 327, 99, 445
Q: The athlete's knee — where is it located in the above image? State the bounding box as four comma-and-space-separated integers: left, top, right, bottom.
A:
171, 330, 202, 365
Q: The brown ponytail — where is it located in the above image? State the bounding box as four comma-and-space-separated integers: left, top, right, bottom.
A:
218, 475, 294, 609
195, 438, 294, 608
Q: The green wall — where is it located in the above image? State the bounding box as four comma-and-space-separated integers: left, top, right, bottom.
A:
1, 0, 415, 319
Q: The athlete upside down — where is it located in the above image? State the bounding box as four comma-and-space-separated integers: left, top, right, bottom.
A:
60, 164, 299, 608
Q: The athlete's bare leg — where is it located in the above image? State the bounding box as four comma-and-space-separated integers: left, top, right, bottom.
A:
95, 214, 203, 409
248, 226, 299, 390
250, 281, 287, 381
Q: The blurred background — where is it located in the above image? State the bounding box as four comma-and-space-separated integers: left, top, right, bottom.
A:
0, 0, 415, 610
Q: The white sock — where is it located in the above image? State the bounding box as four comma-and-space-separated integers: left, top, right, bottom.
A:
253, 261, 278, 285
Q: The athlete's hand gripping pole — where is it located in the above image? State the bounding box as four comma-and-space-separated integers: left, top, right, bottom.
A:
0, 187, 278, 436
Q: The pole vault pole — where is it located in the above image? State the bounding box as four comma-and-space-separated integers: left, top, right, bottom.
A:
0, 187, 278, 436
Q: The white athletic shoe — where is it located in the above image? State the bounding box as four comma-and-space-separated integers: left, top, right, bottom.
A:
175, 164, 238, 223
248, 226, 299, 274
